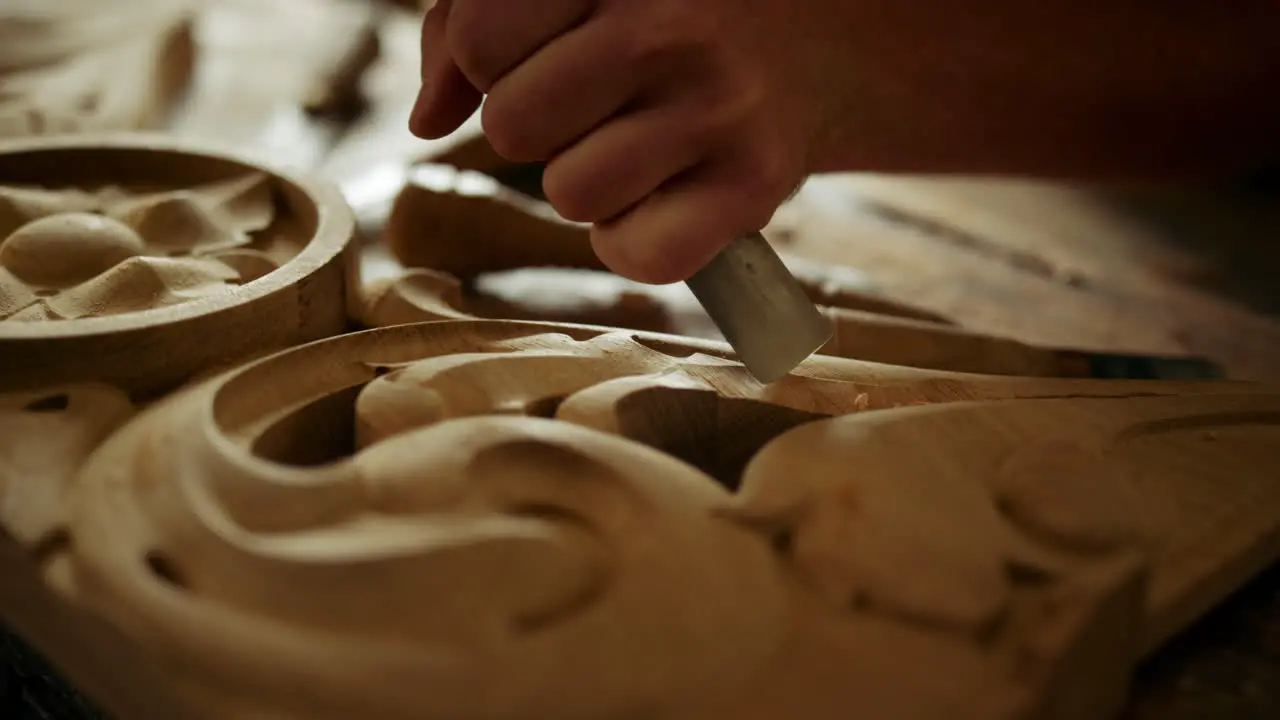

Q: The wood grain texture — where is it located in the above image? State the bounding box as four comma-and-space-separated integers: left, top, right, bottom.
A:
772, 175, 1280, 383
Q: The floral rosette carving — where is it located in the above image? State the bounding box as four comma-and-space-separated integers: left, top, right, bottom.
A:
0, 173, 281, 322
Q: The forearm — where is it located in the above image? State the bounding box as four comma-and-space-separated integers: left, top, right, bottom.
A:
807, 2, 1280, 180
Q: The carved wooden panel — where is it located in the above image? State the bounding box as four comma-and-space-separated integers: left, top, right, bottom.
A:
1, 319, 1277, 719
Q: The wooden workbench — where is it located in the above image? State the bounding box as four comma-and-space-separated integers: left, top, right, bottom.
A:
3, 0, 1279, 716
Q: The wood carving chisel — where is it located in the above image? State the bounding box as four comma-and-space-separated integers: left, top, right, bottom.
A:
433, 160, 831, 382
684, 231, 832, 383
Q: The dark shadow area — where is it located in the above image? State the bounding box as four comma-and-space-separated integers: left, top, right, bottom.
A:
1, 629, 104, 720
488, 161, 547, 202
1098, 184, 1280, 317
250, 384, 362, 466
613, 388, 828, 492
1126, 561, 1280, 719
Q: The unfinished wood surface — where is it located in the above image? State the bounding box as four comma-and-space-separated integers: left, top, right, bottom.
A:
319, 8, 491, 236
164, 0, 385, 171
380, 125, 1280, 383
841, 176, 1280, 313
363, 269, 1217, 379
773, 175, 1280, 382
0, 0, 196, 137
0, 319, 1275, 719
0, 134, 356, 398
0, 382, 190, 719
387, 163, 606, 279
376, 166, 1225, 379
384, 165, 951, 324
300, 6, 382, 122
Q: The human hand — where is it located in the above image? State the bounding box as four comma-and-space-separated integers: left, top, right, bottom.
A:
412, 1, 1280, 277
410, 0, 834, 284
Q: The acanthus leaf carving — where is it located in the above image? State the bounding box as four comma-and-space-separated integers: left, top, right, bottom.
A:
1, 320, 1273, 719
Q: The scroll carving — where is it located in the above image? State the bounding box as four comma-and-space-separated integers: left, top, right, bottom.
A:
0, 98, 1268, 720
2, 320, 1275, 719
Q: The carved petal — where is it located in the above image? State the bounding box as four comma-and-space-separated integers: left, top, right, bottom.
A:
360, 268, 473, 326
202, 249, 280, 284
44, 256, 238, 319
5, 301, 58, 322
353, 334, 678, 444
110, 191, 250, 255
194, 173, 276, 234
994, 443, 1139, 554
0, 184, 100, 237
0, 265, 37, 319
0, 212, 144, 288
730, 417, 1025, 633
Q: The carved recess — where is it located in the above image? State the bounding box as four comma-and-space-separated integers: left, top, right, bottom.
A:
0, 135, 356, 398
1, 319, 1276, 719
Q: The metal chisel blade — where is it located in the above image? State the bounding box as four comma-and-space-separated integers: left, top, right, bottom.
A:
684, 231, 833, 383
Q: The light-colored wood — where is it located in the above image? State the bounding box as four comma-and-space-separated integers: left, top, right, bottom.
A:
300, 7, 382, 121
363, 269, 1220, 378
377, 168, 1224, 379
382, 134, 1280, 382
0, 319, 1275, 719
318, 6, 485, 234
362, 266, 684, 335
838, 175, 1280, 310
773, 175, 1280, 382
165, 0, 386, 171
0, 134, 357, 398
0, 12, 1272, 713
382, 165, 949, 323
386, 163, 609, 279
0, 382, 191, 719
0, 0, 196, 137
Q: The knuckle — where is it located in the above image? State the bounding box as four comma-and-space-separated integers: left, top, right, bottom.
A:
682, 113, 726, 156
735, 146, 797, 222
605, 235, 680, 285
622, 3, 714, 68
479, 102, 538, 161
444, 13, 497, 89
541, 163, 597, 222
685, 85, 757, 149
692, 66, 769, 139
710, 60, 769, 118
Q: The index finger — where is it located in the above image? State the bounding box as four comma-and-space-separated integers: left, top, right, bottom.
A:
411, 0, 484, 138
